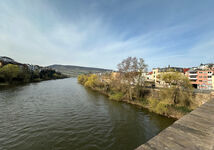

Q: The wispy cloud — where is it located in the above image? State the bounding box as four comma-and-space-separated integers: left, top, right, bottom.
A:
0, 0, 213, 69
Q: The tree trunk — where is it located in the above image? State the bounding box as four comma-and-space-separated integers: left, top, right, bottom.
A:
129, 87, 132, 100
173, 88, 179, 104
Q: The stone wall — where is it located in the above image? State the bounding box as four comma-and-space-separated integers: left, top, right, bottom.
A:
193, 92, 212, 106
147, 88, 212, 107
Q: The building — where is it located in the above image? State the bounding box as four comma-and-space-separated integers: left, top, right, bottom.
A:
151, 66, 185, 87
212, 75, 214, 90
187, 69, 198, 88
152, 68, 158, 82
187, 69, 214, 90
198, 63, 214, 70
186, 63, 214, 90
183, 68, 190, 74
145, 71, 153, 81
197, 70, 213, 90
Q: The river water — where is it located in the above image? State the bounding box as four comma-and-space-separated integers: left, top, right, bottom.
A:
0, 78, 174, 150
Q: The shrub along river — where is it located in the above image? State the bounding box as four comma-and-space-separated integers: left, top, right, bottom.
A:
0, 78, 175, 150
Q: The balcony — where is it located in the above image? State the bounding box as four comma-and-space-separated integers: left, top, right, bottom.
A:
189, 73, 197, 76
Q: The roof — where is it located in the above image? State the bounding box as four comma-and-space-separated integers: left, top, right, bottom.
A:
183, 68, 190, 74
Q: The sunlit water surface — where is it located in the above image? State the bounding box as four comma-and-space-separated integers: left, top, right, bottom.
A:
0, 78, 174, 150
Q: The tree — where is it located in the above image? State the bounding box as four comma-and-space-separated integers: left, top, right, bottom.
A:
84, 74, 98, 88
160, 72, 193, 106
0, 64, 21, 83
18, 66, 31, 82
117, 57, 147, 100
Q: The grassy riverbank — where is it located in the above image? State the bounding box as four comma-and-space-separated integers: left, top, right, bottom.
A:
78, 73, 196, 119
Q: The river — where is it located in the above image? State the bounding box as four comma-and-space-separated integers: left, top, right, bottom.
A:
0, 78, 175, 150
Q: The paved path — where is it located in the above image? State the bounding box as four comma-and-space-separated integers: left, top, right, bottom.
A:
136, 99, 214, 150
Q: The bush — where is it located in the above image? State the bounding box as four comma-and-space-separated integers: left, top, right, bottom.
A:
147, 97, 169, 115
156, 102, 168, 114
148, 97, 159, 108
160, 72, 193, 106
171, 105, 192, 113
78, 74, 88, 84
78, 74, 99, 89
109, 92, 124, 101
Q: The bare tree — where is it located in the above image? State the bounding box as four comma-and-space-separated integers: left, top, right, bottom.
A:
117, 57, 147, 100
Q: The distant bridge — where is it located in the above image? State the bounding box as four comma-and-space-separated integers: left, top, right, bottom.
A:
136, 99, 214, 150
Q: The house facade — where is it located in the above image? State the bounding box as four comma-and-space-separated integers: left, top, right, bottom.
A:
151, 66, 184, 87
212, 75, 214, 90
187, 69, 214, 90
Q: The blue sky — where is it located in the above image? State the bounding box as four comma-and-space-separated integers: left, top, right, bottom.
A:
0, 0, 214, 70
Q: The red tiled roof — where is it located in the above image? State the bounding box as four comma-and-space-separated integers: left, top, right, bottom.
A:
183, 68, 190, 73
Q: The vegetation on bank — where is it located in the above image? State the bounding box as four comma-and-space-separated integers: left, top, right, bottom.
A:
0, 64, 67, 85
78, 57, 196, 119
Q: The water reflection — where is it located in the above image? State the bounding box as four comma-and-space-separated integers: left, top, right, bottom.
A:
0, 78, 174, 150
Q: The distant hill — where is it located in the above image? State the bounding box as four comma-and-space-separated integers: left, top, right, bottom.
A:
48, 65, 112, 77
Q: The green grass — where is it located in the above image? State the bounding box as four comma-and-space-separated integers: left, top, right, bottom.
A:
109, 92, 124, 101
172, 105, 193, 113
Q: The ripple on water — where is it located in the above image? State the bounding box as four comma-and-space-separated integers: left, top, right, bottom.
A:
0, 78, 175, 150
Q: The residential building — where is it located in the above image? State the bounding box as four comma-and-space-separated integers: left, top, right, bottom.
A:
145, 71, 153, 81
212, 75, 214, 90
183, 68, 190, 74
198, 63, 214, 70
152, 66, 184, 87
187, 69, 214, 90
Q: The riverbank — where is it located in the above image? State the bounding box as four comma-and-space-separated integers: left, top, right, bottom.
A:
82, 86, 185, 119
77, 74, 212, 120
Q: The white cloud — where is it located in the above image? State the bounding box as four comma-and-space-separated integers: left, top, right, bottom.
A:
0, 0, 213, 70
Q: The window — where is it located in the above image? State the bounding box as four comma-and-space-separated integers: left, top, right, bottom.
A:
190, 75, 197, 78
199, 80, 202, 82
199, 72, 203, 73
204, 76, 207, 78
208, 76, 212, 78
199, 76, 202, 78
